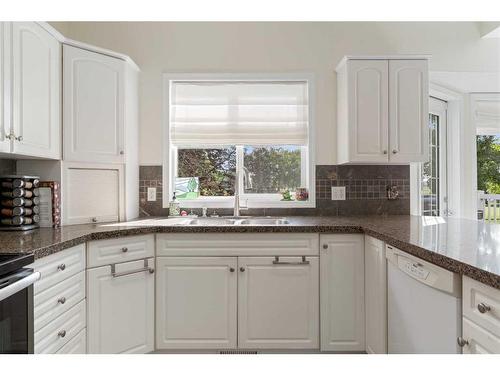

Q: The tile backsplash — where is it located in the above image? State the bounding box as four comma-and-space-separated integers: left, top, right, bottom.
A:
0, 159, 16, 175
139, 164, 410, 217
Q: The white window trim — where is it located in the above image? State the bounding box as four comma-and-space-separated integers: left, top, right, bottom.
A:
410, 82, 464, 218
162, 73, 316, 209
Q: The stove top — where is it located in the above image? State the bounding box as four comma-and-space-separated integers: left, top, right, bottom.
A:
0, 253, 34, 277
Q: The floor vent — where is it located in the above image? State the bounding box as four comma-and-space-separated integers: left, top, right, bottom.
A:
219, 350, 258, 354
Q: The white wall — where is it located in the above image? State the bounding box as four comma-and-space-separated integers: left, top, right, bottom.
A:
50, 22, 500, 166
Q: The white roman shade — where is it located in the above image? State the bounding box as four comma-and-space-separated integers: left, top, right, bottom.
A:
169, 80, 309, 146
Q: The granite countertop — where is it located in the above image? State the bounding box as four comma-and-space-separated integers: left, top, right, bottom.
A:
1, 215, 499, 289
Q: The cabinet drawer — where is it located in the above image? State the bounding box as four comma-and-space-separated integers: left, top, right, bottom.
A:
157, 233, 319, 256
87, 234, 154, 268
34, 300, 86, 354
463, 276, 500, 337
34, 244, 85, 295
463, 318, 500, 354
56, 328, 86, 354
34, 271, 86, 332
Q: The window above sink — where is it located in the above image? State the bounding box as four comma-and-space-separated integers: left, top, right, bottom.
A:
163, 73, 316, 209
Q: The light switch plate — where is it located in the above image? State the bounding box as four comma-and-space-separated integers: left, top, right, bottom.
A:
331, 186, 346, 200
147, 187, 157, 201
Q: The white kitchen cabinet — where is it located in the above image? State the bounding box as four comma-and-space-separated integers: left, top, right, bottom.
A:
0, 22, 60, 158
16, 159, 139, 224
320, 234, 365, 352
87, 258, 155, 354
63, 45, 126, 164
11, 22, 61, 159
462, 318, 500, 354
237, 256, 319, 349
0, 22, 9, 153
364, 236, 387, 354
388, 59, 428, 163
336, 56, 428, 164
156, 257, 238, 350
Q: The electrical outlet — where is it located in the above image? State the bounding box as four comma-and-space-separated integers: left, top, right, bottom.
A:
331, 186, 346, 200
147, 187, 157, 201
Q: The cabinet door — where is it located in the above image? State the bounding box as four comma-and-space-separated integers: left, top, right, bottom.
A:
156, 257, 237, 350
11, 22, 61, 159
364, 236, 387, 354
462, 318, 500, 354
238, 256, 319, 349
63, 45, 124, 163
87, 258, 154, 354
320, 234, 365, 351
0, 22, 11, 153
347, 59, 389, 163
62, 162, 124, 225
389, 59, 428, 163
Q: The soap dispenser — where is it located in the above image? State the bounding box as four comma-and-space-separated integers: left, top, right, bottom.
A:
169, 192, 180, 216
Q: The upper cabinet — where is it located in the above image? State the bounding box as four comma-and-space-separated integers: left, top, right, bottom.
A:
336, 56, 429, 164
63, 45, 125, 164
1, 22, 61, 159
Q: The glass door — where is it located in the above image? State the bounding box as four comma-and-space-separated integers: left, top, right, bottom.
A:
420, 97, 448, 216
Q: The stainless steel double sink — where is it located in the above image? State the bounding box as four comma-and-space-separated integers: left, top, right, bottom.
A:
183, 217, 290, 226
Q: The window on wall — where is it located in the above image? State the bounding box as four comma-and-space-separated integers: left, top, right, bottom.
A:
420, 97, 448, 216
164, 75, 315, 208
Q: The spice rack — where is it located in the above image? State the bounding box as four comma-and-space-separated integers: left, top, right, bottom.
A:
0, 175, 41, 231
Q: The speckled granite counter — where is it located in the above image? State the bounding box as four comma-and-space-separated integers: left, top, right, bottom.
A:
1, 215, 499, 289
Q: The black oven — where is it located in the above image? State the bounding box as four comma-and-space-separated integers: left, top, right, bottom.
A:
0, 253, 39, 354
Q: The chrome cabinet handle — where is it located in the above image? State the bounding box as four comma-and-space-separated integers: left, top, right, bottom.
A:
457, 337, 469, 347
383, 150, 388, 155
392, 150, 398, 154
273, 256, 310, 265
119, 150, 124, 155
229, 267, 235, 273
121, 247, 128, 253
111, 259, 154, 278
15, 135, 23, 142
91, 217, 97, 223
240, 267, 245, 272
322, 244, 328, 250
57, 264, 66, 271
58, 330, 67, 338
5, 133, 15, 140
478, 302, 491, 314
57, 297, 66, 304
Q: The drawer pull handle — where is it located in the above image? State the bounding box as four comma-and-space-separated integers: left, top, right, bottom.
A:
273, 256, 310, 265
57, 264, 66, 271
58, 330, 66, 338
457, 337, 469, 347
57, 297, 66, 304
322, 244, 328, 250
478, 302, 491, 314
121, 247, 128, 253
229, 267, 235, 273
111, 259, 154, 278
240, 267, 245, 272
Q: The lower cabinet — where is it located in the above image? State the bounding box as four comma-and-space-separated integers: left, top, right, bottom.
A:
56, 328, 87, 354
155, 257, 238, 350
156, 255, 319, 350
320, 234, 365, 352
238, 257, 319, 349
364, 236, 387, 354
86, 258, 155, 354
462, 318, 500, 354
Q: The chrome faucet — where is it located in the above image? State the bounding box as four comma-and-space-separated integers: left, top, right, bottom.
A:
234, 167, 253, 217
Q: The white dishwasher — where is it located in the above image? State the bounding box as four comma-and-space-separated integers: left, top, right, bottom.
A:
386, 245, 462, 353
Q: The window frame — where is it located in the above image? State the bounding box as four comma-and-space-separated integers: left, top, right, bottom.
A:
162, 73, 316, 209
411, 96, 448, 216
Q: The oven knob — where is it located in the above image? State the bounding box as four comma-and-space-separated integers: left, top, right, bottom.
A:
58, 330, 67, 338
58, 297, 66, 304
